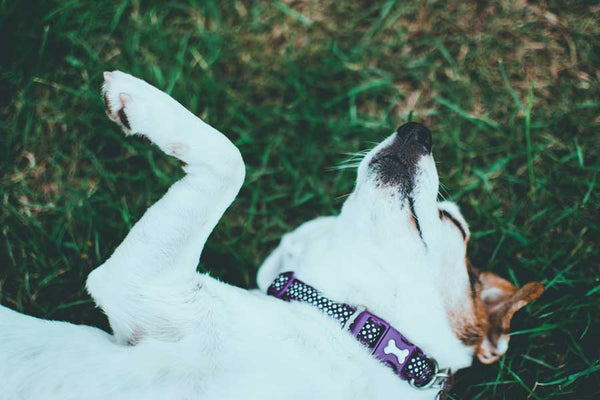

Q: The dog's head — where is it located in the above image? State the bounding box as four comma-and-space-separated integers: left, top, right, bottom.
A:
258, 122, 543, 368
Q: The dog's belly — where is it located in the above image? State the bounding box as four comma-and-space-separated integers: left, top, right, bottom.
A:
0, 305, 194, 399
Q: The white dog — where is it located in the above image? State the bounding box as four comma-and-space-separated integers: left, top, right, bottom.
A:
0, 71, 543, 400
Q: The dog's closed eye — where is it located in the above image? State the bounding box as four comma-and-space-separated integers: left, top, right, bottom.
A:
439, 209, 468, 240
437, 201, 470, 242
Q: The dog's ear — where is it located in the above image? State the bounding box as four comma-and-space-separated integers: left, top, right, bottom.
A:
471, 269, 544, 364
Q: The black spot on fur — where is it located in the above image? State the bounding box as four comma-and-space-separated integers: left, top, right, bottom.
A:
118, 108, 131, 130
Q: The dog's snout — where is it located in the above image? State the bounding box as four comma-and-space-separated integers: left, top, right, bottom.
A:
397, 122, 432, 153
368, 122, 434, 191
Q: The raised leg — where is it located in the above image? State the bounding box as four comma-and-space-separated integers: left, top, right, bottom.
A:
87, 71, 245, 344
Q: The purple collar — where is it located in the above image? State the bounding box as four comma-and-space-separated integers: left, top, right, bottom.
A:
268, 272, 452, 397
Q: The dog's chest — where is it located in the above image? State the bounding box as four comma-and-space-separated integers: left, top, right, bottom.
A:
179, 289, 440, 399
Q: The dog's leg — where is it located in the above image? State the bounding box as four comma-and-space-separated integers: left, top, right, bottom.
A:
87, 71, 245, 344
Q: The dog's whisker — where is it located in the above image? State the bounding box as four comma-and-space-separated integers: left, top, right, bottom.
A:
332, 147, 376, 171
334, 192, 352, 201
438, 182, 451, 200
328, 163, 362, 171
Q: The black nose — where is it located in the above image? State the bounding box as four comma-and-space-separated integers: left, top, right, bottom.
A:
397, 122, 432, 153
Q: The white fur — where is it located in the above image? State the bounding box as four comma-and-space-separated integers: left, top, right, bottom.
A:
0, 71, 476, 400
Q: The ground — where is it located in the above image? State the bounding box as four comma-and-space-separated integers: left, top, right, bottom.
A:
0, 1, 599, 399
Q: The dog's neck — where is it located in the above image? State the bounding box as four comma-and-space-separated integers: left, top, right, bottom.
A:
267, 271, 453, 392
259, 214, 475, 373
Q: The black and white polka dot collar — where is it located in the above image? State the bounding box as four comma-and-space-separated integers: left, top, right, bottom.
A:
267, 271, 452, 398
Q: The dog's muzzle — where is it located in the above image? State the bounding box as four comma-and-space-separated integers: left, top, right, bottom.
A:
369, 122, 432, 191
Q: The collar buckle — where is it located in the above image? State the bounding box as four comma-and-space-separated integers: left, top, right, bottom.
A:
409, 358, 450, 390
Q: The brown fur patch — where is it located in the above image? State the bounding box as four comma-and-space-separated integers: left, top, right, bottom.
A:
103, 92, 112, 114
449, 261, 544, 355
448, 288, 488, 348
454, 315, 487, 347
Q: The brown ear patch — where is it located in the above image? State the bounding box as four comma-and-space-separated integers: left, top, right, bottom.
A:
473, 271, 544, 363
487, 280, 544, 333
453, 265, 544, 364
479, 273, 544, 332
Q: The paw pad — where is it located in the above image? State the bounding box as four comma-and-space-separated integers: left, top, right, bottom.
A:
166, 143, 189, 158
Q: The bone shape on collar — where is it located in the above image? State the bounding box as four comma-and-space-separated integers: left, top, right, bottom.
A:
384, 339, 410, 363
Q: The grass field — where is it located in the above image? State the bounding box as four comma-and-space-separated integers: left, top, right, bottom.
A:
1, 1, 599, 398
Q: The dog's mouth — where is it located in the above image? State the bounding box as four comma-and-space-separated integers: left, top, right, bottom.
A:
368, 122, 432, 195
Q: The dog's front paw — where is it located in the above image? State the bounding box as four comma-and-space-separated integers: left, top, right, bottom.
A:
103, 71, 148, 134
102, 70, 182, 138
101, 71, 198, 162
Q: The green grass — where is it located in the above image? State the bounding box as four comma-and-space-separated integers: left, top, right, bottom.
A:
1, 1, 599, 398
